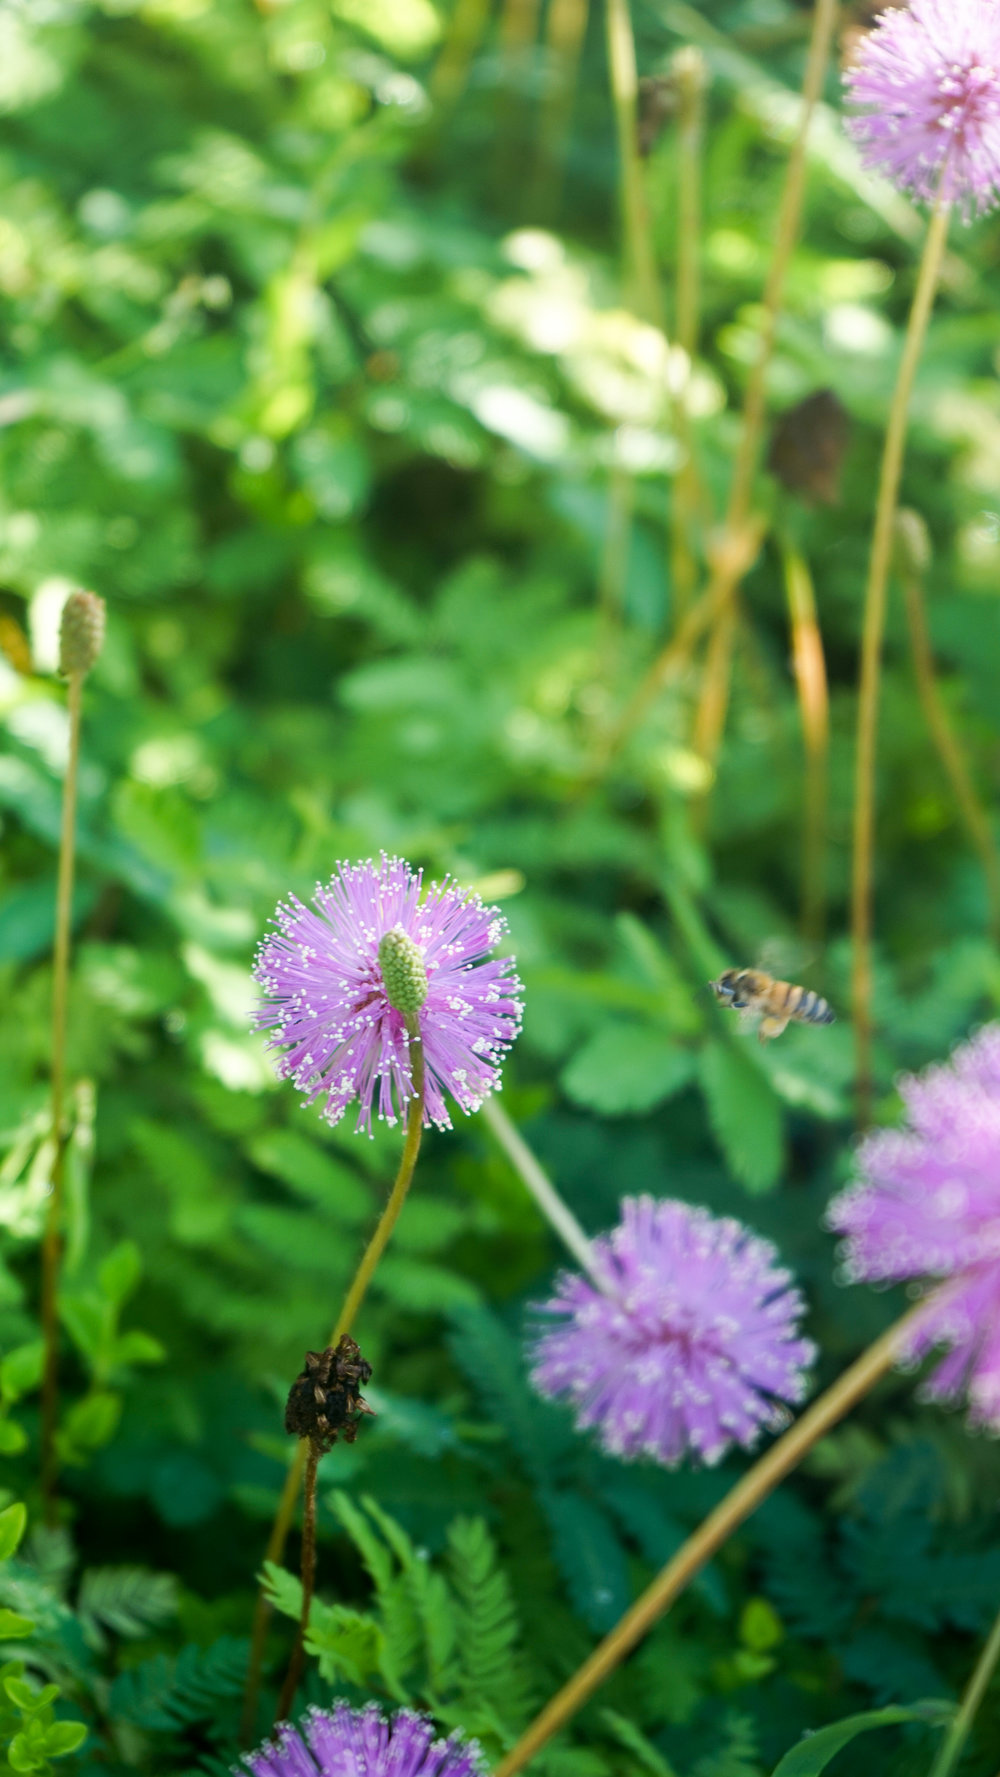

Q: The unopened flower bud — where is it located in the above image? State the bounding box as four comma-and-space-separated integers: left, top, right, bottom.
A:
893, 508, 932, 580
58, 589, 105, 678
672, 44, 706, 106
377, 924, 428, 1016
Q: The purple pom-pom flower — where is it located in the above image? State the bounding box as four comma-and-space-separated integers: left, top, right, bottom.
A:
529, 1197, 815, 1468
829, 1023, 1000, 1429
242, 1703, 484, 1777
254, 855, 523, 1134
845, 0, 1000, 216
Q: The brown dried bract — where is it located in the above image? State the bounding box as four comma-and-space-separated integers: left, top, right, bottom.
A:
767, 390, 851, 506
637, 76, 677, 158
284, 1335, 374, 1453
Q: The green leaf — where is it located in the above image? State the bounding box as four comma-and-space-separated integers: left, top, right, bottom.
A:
111, 1330, 166, 1367
42, 1722, 88, 1758
60, 1391, 122, 1454
740, 1598, 783, 1653
0, 1610, 35, 1638
7, 1730, 38, 1772
329, 1495, 395, 1595
699, 1039, 783, 1193
600, 1710, 679, 1777
561, 1025, 695, 1115
541, 1489, 629, 1633
0, 1420, 28, 1456
769, 1702, 954, 1776
78, 1566, 178, 1644
261, 1562, 303, 1622
0, 1344, 44, 1403
247, 1130, 369, 1222
109, 1638, 249, 1732
3, 1674, 37, 1708
447, 1517, 532, 1731
306, 1603, 384, 1686
98, 1240, 142, 1306
0, 1504, 27, 1562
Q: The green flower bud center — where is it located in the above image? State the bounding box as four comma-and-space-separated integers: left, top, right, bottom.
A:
59, 589, 106, 678
893, 508, 932, 579
378, 926, 428, 1016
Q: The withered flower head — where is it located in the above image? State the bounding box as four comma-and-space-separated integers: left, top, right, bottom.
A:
284, 1335, 374, 1453
767, 390, 851, 506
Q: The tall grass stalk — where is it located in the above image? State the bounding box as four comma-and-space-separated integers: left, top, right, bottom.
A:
594, 0, 656, 730
41, 590, 105, 1523
274, 1440, 320, 1723
688, 0, 838, 791
241, 1039, 427, 1739
426, 0, 497, 153
592, 516, 765, 779
493, 0, 544, 204
531, 0, 590, 217
601, 0, 836, 783
782, 540, 830, 943
40, 669, 84, 1523
896, 515, 1000, 947
494, 1296, 933, 1776
605, 0, 661, 325
850, 199, 950, 1127
927, 1599, 1000, 1777
481, 1098, 602, 1283
669, 46, 707, 624
428, 0, 496, 119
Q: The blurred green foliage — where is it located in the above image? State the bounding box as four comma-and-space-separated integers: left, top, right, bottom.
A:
2, 0, 1000, 1772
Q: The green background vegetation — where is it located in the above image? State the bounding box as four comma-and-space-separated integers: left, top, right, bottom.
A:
2, 0, 1000, 1771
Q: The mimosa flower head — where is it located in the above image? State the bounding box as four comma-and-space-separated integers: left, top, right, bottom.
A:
530, 1197, 815, 1468
829, 1023, 1000, 1427
845, 0, 1000, 216
254, 855, 523, 1134
243, 1704, 485, 1777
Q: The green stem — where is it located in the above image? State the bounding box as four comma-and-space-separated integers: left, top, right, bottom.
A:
690, 0, 838, 784
603, 0, 836, 782
492, 0, 544, 206
531, 0, 590, 218
240, 1035, 427, 1742
927, 1599, 1000, 1777
40, 670, 84, 1525
480, 1098, 602, 1284
669, 46, 707, 624
428, 0, 494, 115
781, 539, 830, 944
899, 542, 1000, 947
850, 199, 951, 1128
494, 1298, 932, 1776
604, 0, 661, 324
588, 520, 765, 781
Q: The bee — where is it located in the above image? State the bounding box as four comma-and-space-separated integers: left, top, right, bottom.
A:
709, 968, 835, 1043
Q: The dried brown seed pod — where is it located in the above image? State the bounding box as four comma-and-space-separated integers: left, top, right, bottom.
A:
284, 1335, 374, 1453
767, 390, 851, 506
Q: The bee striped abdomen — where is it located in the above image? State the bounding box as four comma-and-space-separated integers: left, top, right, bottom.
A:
792, 987, 834, 1026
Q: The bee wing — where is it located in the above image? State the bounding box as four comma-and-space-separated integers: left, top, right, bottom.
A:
756, 935, 816, 979
735, 1005, 763, 1037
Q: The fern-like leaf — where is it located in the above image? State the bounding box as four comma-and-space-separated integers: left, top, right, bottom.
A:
445, 1517, 532, 1734
109, 1637, 248, 1735
77, 1566, 178, 1650
540, 1488, 629, 1633
690, 1713, 763, 1777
